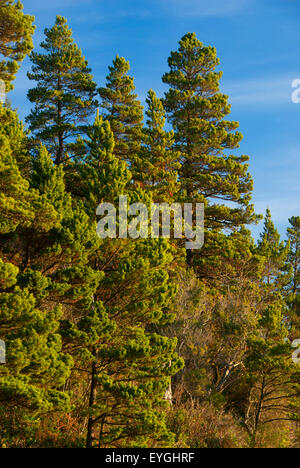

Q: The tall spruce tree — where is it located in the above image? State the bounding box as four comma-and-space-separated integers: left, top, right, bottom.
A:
162, 33, 257, 266
135, 89, 180, 203
0, 0, 34, 91
99, 55, 144, 166
26, 16, 97, 165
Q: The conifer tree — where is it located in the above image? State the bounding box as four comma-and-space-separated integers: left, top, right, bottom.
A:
99, 56, 144, 166
256, 209, 290, 293
0, 103, 29, 173
0, 0, 34, 91
63, 116, 183, 448
244, 301, 300, 447
285, 216, 300, 318
0, 106, 60, 235
69, 111, 132, 210
26, 16, 97, 165
0, 108, 73, 445
0, 259, 73, 445
195, 226, 263, 287
135, 89, 180, 203
2, 11, 299, 448
27, 143, 104, 331
162, 33, 257, 266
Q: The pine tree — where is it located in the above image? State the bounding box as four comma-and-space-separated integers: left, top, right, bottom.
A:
162, 33, 257, 266
0, 0, 34, 91
240, 210, 300, 448
0, 103, 29, 173
0, 259, 73, 446
26, 16, 97, 165
0, 109, 73, 446
68, 111, 132, 210
244, 301, 300, 447
285, 216, 300, 318
135, 89, 180, 203
62, 116, 183, 448
256, 209, 290, 293
0, 107, 60, 235
99, 55, 144, 166
27, 143, 104, 331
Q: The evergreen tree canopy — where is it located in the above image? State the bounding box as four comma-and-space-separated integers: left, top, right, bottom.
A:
26, 16, 97, 165
256, 209, 290, 291
162, 33, 256, 226
70, 111, 132, 210
0, 15, 299, 448
135, 89, 180, 203
0, 0, 34, 91
0, 108, 73, 445
0, 106, 60, 235
245, 300, 300, 446
286, 216, 300, 319
99, 55, 144, 166
65, 116, 183, 448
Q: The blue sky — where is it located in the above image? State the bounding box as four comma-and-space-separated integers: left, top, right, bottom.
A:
11, 0, 300, 238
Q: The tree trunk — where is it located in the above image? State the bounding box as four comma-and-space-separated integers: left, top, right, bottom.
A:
55, 74, 64, 165
86, 347, 97, 449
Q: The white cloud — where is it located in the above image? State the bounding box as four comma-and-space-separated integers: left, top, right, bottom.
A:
24, 0, 94, 10
222, 75, 299, 109
160, 0, 252, 17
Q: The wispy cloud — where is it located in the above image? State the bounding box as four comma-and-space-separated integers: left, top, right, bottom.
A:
24, 0, 94, 11
23, 0, 153, 31
160, 0, 252, 17
222, 75, 299, 109
25, 0, 250, 19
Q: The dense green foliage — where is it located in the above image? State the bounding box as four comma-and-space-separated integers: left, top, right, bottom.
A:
26, 16, 97, 165
0, 0, 34, 91
0, 5, 299, 448
99, 55, 144, 167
